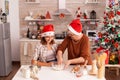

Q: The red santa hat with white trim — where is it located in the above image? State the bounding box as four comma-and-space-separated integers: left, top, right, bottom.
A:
41, 24, 54, 37
68, 19, 82, 35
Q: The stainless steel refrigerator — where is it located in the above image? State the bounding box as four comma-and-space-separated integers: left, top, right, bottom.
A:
0, 23, 12, 76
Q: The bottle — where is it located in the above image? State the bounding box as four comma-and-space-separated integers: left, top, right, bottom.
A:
27, 28, 30, 38
90, 10, 96, 19
1, 13, 7, 23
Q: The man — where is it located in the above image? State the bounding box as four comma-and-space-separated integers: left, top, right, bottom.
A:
56, 19, 92, 69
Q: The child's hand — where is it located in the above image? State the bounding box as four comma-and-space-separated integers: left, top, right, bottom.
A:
31, 59, 37, 65
48, 62, 54, 67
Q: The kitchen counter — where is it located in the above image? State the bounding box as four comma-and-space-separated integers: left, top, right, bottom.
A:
20, 38, 63, 42
12, 65, 106, 80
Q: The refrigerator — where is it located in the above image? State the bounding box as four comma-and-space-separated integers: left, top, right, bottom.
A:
0, 23, 12, 76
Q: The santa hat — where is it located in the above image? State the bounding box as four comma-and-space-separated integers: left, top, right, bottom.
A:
41, 24, 54, 37
68, 19, 82, 35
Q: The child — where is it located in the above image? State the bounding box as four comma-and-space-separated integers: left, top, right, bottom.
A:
31, 24, 58, 66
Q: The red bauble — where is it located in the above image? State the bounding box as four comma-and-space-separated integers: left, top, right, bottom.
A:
111, 39, 115, 43
112, 28, 115, 31
103, 21, 107, 25
98, 32, 103, 38
117, 10, 120, 15
108, 11, 114, 19
109, 4, 112, 8
114, 42, 119, 48
118, 20, 120, 24
105, 38, 109, 43
104, 16, 107, 19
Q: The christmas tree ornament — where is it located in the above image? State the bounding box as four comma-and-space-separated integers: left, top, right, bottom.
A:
118, 34, 120, 37
118, 19, 120, 24
103, 21, 107, 25
109, 51, 119, 64
109, 4, 113, 8
83, 13, 87, 19
116, 10, 120, 15
76, 7, 82, 18
107, 23, 112, 27
45, 11, 51, 19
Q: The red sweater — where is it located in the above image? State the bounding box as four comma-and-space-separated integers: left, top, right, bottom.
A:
57, 34, 92, 65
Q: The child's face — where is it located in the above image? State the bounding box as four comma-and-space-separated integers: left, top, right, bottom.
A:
45, 36, 54, 43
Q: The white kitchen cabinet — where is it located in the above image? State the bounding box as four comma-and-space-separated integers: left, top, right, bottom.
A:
20, 39, 40, 65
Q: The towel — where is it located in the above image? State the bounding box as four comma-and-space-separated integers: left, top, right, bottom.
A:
23, 42, 32, 56
24, 42, 28, 56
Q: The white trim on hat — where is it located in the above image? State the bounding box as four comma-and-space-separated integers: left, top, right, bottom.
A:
41, 31, 54, 37
67, 25, 82, 36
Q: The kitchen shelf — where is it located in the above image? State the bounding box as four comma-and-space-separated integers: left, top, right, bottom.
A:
80, 19, 100, 22
105, 64, 120, 67
25, 2, 40, 4
85, 0, 106, 4
25, 0, 40, 4
24, 19, 54, 22
86, 2, 102, 4
66, 2, 84, 4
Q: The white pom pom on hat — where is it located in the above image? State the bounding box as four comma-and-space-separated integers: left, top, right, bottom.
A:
68, 19, 82, 35
41, 24, 55, 37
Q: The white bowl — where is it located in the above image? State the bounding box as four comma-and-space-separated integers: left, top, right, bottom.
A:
52, 62, 64, 71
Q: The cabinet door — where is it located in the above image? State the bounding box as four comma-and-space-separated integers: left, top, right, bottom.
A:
20, 41, 30, 65
20, 41, 40, 65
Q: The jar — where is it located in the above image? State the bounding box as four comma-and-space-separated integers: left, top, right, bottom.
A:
21, 67, 30, 78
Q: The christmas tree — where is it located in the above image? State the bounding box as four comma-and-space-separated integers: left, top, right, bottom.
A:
94, 1, 120, 64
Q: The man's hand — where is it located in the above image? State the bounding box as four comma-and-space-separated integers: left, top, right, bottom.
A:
64, 60, 71, 69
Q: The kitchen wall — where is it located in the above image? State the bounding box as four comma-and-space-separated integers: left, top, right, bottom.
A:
0, 0, 5, 12
19, 0, 106, 38
9, 0, 20, 61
